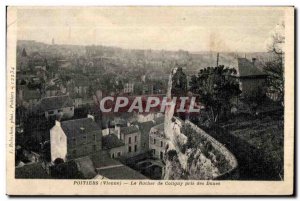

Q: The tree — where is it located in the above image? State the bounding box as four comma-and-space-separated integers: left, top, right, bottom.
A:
264, 21, 285, 105
190, 65, 241, 124
243, 86, 267, 115
172, 67, 187, 97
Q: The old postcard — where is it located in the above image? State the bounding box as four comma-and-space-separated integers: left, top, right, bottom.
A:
6, 6, 294, 195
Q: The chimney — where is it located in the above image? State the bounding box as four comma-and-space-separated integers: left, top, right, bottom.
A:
115, 126, 120, 139
55, 120, 61, 127
87, 114, 95, 121
252, 58, 256, 65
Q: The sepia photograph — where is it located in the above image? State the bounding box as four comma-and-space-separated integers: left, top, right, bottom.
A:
6, 6, 294, 195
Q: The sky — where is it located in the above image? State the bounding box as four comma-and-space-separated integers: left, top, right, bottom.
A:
16, 7, 285, 52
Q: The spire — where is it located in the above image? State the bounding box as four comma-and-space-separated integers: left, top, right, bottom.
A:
21, 48, 27, 57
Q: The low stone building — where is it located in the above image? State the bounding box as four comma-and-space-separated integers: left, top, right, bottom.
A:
36, 95, 74, 120
102, 134, 126, 159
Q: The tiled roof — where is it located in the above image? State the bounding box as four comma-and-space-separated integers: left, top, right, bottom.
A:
153, 116, 164, 125
102, 134, 125, 149
37, 95, 73, 111
15, 162, 51, 179
23, 89, 41, 101
54, 156, 97, 179
137, 121, 155, 135
97, 165, 148, 179
61, 118, 101, 138
46, 85, 60, 91
236, 58, 266, 77
120, 126, 139, 135
90, 151, 121, 168
152, 123, 164, 132
71, 156, 97, 179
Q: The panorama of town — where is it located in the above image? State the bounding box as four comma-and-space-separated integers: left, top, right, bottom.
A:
15, 27, 284, 180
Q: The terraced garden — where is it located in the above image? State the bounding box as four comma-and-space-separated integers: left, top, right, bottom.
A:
206, 111, 284, 180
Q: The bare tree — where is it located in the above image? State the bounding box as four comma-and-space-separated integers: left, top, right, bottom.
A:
264, 21, 285, 105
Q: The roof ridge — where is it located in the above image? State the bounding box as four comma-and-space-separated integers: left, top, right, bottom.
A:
61, 117, 91, 124
41, 94, 69, 100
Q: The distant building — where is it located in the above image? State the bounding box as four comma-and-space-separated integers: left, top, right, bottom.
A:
71, 77, 90, 99
50, 115, 102, 162
149, 123, 167, 160
123, 82, 134, 94
36, 95, 74, 120
120, 126, 141, 157
45, 85, 61, 97
233, 58, 267, 97
30, 52, 47, 68
102, 134, 126, 159
72, 95, 83, 108
136, 112, 163, 123
17, 86, 41, 109
17, 48, 29, 71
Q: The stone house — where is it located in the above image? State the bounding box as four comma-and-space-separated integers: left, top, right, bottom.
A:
233, 58, 267, 97
119, 126, 141, 158
50, 115, 102, 162
149, 123, 168, 160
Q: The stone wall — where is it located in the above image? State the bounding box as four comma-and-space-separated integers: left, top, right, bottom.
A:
185, 120, 238, 179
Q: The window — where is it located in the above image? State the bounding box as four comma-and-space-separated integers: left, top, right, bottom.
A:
93, 134, 97, 141
160, 151, 164, 159
72, 149, 77, 157
152, 149, 156, 155
128, 146, 132, 153
134, 145, 137, 152
70, 107, 73, 111
128, 137, 132, 144
112, 153, 115, 158
117, 152, 121, 157
153, 138, 156, 145
84, 146, 88, 154
134, 136, 137, 143
160, 141, 163, 147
